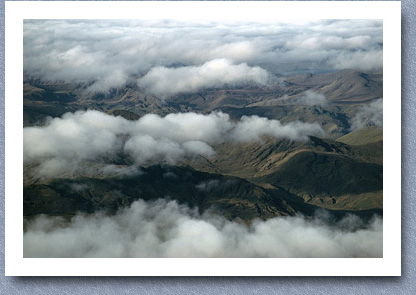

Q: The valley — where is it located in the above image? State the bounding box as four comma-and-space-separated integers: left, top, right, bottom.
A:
22, 19, 385, 258
23, 69, 383, 222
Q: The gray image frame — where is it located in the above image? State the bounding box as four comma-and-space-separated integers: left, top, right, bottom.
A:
1, 0, 414, 294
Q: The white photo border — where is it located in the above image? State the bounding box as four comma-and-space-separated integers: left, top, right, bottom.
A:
5, 1, 402, 276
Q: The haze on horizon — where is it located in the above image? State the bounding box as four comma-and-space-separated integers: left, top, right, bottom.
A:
24, 19, 383, 97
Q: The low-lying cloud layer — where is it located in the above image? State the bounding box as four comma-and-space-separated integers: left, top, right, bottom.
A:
351, 98, 383, 130
23, 199, 383, 258
278, 90, 328, 106
137, 58, 271, 99
24, 19, 383, 96
297, 90, 328, 106
24, 110, 324, 177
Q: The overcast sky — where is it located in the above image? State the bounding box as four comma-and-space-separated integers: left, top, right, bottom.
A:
24, 19, 383, 97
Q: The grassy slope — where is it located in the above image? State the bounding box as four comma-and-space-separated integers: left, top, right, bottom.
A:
183, 136, 383, 211
23, 70, 384, 218
336, 126, 383, 146
24, 165, 321, 221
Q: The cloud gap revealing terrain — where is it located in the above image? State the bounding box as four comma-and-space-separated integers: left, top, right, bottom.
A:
23, 19, 383, 258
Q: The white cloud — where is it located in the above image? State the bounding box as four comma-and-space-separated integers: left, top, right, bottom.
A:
232, 115, 325, 142
123, 135, 199, 165
23, 111, 125, 177
137, 59, 271, 99
182, 141, 216, 157
24, 110, 324, 177
350, 98, 383, 130
196, 180, 221, 192
298, 90, 328, 106
24, 19, 383, 95
277, 90, 328, 106
85, 69, 129, 93
23, 199, 383, 258
330, 50, 383, 72
288, 35, 373, 51
129, 111, 233, 143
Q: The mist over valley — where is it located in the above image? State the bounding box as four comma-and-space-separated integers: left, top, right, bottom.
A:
23, 19, 383, 258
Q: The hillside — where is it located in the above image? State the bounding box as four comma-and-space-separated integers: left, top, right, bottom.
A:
182, 136, 383, 211
336, 126, 383, 145
23, 70, 382, 133
24, 164, 319, 221
284, 70, 382, 103
23, 69, 384, 220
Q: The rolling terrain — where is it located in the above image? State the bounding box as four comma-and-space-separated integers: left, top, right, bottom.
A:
23, 69, 383, 222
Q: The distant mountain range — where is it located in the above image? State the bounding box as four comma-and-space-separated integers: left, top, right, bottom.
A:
24, 69, 382, 128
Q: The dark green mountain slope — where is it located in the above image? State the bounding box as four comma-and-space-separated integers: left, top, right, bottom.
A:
257, 151, 382, 207
24, 165, 320, 221
184, 136, 383, 211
